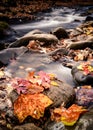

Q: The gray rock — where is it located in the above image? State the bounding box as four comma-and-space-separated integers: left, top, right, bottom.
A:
0, 46, 28, 65
8, 33, 58, 48
45, 121, 66, 130
71, 61, 93, 85
66, 36, 93, 50
44, 80, 75, 108
0, 21, 16, 39
45, 107, 93, 130
51, 27, 69, 39
13, 123, 42, 130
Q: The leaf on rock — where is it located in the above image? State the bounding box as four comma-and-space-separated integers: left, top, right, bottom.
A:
51, 104, 87, 126
77, 62, 93, 75
0, 70, 5, 78
14, 93, 53, 123
50, 81, 59, 86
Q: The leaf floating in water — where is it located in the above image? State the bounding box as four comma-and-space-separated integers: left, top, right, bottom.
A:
51, 104, 87, 126
14, 93, 53, 122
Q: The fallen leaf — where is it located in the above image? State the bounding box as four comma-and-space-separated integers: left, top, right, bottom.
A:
14, 93, 53, 122
51, 104, 87, 126
77, 62, 93, 75
51, 81, 59, 86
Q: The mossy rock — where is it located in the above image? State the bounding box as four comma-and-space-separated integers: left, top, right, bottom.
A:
0, 21, 16, 39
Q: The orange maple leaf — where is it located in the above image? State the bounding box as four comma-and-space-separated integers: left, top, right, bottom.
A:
14, 93, 53, 123
51, 104, 87, 126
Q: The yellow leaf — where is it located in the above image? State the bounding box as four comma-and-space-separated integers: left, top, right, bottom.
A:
0, 70, 4, 78
48, 73, 56, 80
51, 81, 59, 86
77, 65, 83, 70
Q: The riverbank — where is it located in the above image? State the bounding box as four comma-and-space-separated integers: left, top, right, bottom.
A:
0, 0, 93, 25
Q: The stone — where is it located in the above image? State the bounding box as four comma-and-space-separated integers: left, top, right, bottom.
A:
50, 27, 69, 39
8, 33, 58, 48
13, 123, 42, 130
44, 79, 75, 108
66, 36, 93, 50
71, 61, 93, 85
0, 47, 28, 65
0, 21, 16, 39
45, 121, 66, 130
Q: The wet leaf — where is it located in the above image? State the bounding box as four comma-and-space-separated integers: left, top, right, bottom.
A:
0, 70, 4, 78
51, 81, 59, 86
14, 93, 53, 122
77, 62, 93, 75
51, 104, 87, 126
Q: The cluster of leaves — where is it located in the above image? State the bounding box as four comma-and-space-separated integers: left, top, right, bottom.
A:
12, 71, 59, 122
77, 62, 93, 75
51, 104, 87, 126
11, 71, 58, 95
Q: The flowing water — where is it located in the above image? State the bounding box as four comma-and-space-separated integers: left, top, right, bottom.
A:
3, 6, 93, 87
11, 6, 89, 35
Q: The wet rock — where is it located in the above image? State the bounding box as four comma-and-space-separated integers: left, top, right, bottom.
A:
0, 21, 16, 39
70, 107, 93, 130
69, 29, 83, 37
75, 87, 93, 107
51, 27, 69, 39
44, 80, 75, 108
9, 90, 18, 103
85, 16, 93, 22
0, 47, 28, 65
71, 61, 93, 85
8, 32, 58, 48
45, 107, 93, 130
66, 36, 93, 50
45, 120, 66, 130
23, 29, 45, 36
13, 123, 42, 130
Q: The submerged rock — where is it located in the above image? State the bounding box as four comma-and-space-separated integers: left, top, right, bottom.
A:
0, 47, 28, 65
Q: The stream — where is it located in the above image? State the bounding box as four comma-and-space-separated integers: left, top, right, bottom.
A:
2, 6, 93, 87
11, 6, 90, 35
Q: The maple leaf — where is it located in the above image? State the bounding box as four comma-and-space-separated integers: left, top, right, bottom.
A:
51, 104, 87, 126
14, 93, 53, 123
11, 78, 31, 94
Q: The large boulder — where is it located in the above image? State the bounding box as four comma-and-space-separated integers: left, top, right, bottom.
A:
8, 32, 58, 48
44, 79, 75, 108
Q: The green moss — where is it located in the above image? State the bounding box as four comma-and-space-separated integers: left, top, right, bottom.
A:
0, 21, 9, 29
0, 21, 10, 39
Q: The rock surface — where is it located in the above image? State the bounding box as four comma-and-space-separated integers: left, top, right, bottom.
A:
51, 27, 69, 39
8, 33, 58, 48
